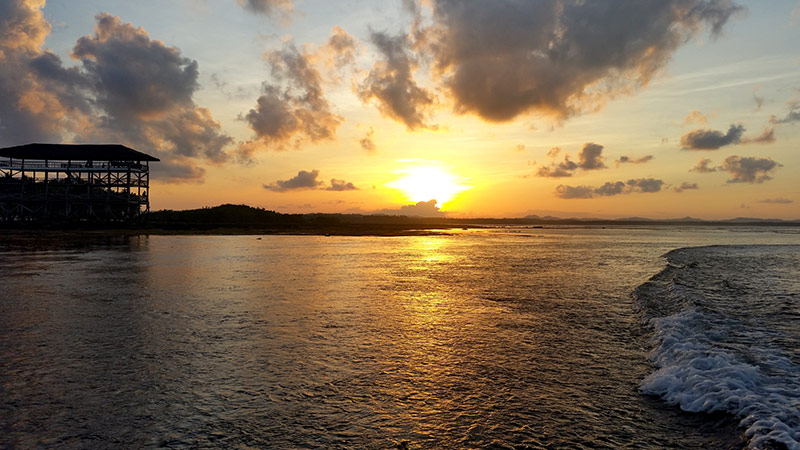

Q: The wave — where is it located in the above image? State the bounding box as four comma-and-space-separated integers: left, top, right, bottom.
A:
635, 246, 800, 449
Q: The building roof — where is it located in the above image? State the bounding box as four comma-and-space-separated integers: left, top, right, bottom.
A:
0, 143, 160, 162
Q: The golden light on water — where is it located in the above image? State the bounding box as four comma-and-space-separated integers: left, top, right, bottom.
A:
387, 164, 471, 207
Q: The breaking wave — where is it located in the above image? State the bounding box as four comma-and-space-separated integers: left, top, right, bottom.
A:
635, 245, 800, 449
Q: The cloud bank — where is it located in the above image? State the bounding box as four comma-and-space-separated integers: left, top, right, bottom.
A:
555, 178, 664, 199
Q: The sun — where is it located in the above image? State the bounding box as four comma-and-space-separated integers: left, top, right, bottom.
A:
388, 165, 470, 207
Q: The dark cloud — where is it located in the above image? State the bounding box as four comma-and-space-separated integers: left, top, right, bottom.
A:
674, 182, 699, 193
720, 155, 780, 183
555, 178, 664, 199
594, 181, 626, 196
326, 179, 358, 191
680, 124, 745, 150
577, 143, 606, 170
73, 13, 233, 165
264, 169, 323, 192
357, 31, 435, 130
377, 199, 445, 217
264, 169, 358, 192
759, 198, 792, 204
359, 127, 377, 153
628, 178, 664, 193
419, 0, 743, 122
690, 158, 717, 173
0, 6, 231, 182
536, 142, 606, 177
236, 0, 293, 20
615, 154, 654, 167
240, 33, 349, 156
151, 158, 206, 184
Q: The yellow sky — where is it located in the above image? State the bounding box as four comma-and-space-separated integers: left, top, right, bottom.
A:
2, 0, 799, 219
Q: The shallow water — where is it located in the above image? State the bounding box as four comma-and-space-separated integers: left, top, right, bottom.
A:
1, 226, 798, 448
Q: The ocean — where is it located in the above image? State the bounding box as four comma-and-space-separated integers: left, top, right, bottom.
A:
1, 226, 798, 449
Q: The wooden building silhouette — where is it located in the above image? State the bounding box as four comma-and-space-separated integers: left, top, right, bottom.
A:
0, 143, 159, 224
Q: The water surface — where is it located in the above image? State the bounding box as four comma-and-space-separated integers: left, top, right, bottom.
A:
1, 226, 798, 448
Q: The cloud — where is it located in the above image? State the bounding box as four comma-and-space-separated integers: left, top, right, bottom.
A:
264, 169, 357, 192
359, 127, 377, 153
628, 178, 664, 193
537, 142, 606, 177
680, 123, 745, 150
577, 143, 606, 170
515, 144, 526, 152
326, 179, 358, 191
357, 31, 436, 130
770, 102, 800, 124
236, 0, 293, 20
264, 169, 323, 192
377, 199, 444, 217
555, 178, 664, 199
720, 155, 780, 183
742, 126, 776, 144
690, 158, 717, 173
759, 198, 792, 204
319, 26, 357, 71
554, 185, 595, 199
419, 0, 743, 122
674, 182, 699, 193
615, 155, 654, 167
593, 181, 626, 196
546, 146, 561, 158
0, 6, 232, 183
240, 40, 343, 155
684, 110, 709, 126
753, 87, 764, 112
74, 14, 233, 167
536, 158, 578, 177
0, 0, 91, 146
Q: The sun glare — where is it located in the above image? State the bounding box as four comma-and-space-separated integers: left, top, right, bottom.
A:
388, 165, 470, 207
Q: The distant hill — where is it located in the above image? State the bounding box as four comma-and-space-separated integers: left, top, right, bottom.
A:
147, 204, 304, 227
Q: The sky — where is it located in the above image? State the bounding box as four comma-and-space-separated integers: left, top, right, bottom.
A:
1, 0, 799, 219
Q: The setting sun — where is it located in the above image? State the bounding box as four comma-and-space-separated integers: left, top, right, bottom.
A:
387, 165, 471, 207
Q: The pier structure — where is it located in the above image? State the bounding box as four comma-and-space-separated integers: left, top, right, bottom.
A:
0, 143, 159, 224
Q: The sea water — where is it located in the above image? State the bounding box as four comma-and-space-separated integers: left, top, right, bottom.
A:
0, 226, 798, 449
635, 245, 800, 449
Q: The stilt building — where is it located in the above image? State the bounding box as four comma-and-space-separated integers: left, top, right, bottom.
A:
0, 143, 159, 224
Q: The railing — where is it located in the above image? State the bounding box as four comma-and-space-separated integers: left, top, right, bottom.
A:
0, 159, 144, 170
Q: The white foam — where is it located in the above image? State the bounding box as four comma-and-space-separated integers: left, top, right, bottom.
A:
642, 308, 800, 449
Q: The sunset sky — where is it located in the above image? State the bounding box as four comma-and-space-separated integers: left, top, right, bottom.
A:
1, 0, 799, 219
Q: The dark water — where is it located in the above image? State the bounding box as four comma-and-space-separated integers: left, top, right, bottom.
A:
1, 227, 798, 449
